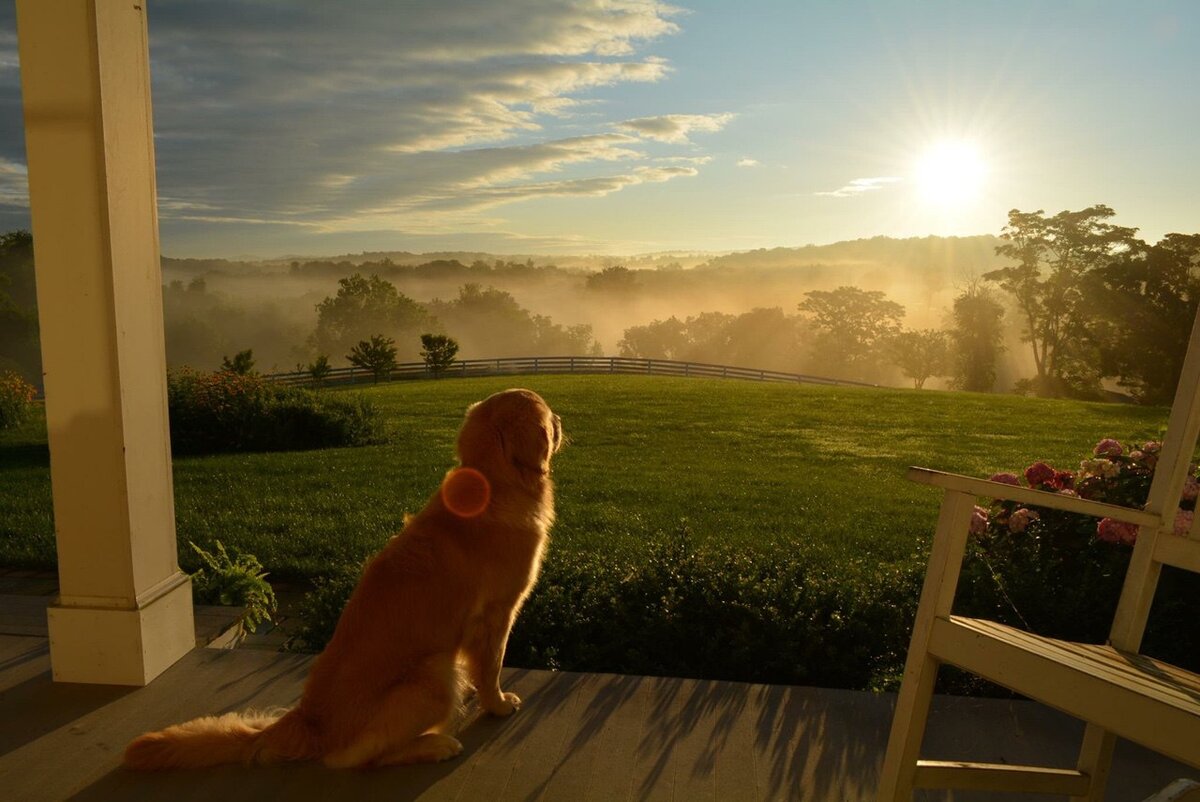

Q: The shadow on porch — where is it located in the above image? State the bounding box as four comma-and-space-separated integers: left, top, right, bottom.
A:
0, 633, 1191, 802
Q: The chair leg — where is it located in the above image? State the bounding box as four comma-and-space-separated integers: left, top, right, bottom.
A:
1069, 723, 1115, 802
876, 653, 941, 801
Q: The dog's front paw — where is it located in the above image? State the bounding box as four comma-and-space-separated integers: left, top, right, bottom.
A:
483, 691, 521, 717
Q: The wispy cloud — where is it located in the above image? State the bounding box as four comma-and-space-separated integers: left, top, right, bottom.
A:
815, 176, 901, 198
615, 112, 736, 143
736, 158, 760, 168
0, 0, 712, 243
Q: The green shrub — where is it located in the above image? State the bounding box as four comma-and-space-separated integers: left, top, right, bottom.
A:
188, 540, 277, 634
288, 562, 364, 653
286, 528, 923, 690
0, 370, 36, 430
167, 368, 384, 454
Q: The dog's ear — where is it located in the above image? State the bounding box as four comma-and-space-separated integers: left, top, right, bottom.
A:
498, 417, 551, 483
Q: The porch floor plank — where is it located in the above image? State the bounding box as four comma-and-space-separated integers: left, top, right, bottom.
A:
0, 634, 1194, 801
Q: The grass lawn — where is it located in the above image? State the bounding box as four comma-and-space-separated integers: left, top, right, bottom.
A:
0, 374, 1170, 579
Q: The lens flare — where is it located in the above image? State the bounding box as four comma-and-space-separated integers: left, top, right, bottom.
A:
441, 467, 490, 518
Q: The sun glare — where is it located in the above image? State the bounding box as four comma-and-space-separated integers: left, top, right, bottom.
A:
913, 140, 987, 206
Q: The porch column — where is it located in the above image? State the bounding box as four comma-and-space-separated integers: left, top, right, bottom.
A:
16, 0, 193, 685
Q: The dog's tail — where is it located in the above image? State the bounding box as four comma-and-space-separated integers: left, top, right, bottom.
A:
124, 708, 319, 770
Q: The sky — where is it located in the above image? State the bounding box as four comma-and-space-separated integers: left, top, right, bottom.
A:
0, 0, 1197, 258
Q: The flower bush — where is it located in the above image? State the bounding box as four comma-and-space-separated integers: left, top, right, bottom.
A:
958, 438, 1199, 675
0, 370, 36, 430
167, 368, 384, 454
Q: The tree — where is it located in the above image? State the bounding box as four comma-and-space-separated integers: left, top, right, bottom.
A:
347, 335, 398, 383
312, 274, 429, 361
585, 265, 639, 293
307, 354, 332, 386
984, 205, 1139, 396
420, 333, 459, 375
1086, 233, 1200, 404
618, 317, 689, 359
220, 349, 256, 375
426, 284, 601, 358
948, 282, 1006, 392
798, 286, 904, 381
890, 329, 950, 389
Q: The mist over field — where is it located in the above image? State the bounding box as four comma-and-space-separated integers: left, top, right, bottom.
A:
157, 234, 1029, 389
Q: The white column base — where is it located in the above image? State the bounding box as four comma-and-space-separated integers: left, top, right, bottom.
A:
47, 572, 195, 686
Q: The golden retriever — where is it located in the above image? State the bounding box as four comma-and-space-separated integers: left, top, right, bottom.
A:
124, 388, 563, 770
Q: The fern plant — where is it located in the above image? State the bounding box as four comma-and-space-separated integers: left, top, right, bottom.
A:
189, 540, 277, 634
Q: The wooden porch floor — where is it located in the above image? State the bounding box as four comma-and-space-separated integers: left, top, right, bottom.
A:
0, 633, 1193, 801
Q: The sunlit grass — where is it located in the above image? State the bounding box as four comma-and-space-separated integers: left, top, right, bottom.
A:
0, 376, 1169, 579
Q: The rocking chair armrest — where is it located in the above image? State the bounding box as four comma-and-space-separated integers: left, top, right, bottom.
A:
907, 467, 1160, 529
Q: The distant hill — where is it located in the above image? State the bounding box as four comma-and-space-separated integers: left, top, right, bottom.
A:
163, 234, 1007, 276
695, 235, 1005, 274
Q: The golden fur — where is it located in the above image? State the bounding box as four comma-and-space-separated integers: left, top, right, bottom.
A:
124, 388, 562, 770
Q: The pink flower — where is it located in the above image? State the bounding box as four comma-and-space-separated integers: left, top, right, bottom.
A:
1053, 470, 1076, 490
1129, 450, 1144, 462
1176, 510, 1195, 536
989, 472, 1021, 486
1183, 478, 1199, 503
1094, 438, 1123, 458
1097, 517, 1139, 546
1024, 461, 1056, 487
969, 506, 989, 535
1143, 441, 1162, 454
1008, 508, 1039, 533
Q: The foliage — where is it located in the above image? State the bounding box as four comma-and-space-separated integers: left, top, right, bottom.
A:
288, 527, 922, 689
984, 206, 1139, 397
798, 286, 904, 381
619, 308, 807, 374
347, 334, 398, 382
187, 540, 277, 634
307, 354, 332, 385
958, 438, 1199, 675
585, 265, 640, 293
1087, 234, 1200, 405
889, 329, 950, 389
312, 273, 429, 362
420, 333, 459, 375
948, 281, 1006, 392
0, 371, 37, 430
166, 368, 383, 454
618, 316, 690, 359
427, 283, 601, 358
162, 277, 308, 372
0, 230, 39, 382
220, 348, 256, 375
288, 562, 363, 653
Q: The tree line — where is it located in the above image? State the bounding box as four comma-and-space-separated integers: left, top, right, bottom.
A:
1, 203, 1196, 403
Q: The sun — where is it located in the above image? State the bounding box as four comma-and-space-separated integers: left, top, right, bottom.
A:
913, 140, 987, 206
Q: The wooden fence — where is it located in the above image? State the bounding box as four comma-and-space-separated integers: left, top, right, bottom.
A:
264, 356, 879, 389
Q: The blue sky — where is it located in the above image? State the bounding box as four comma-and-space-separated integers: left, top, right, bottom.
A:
0, 1, 1196, 257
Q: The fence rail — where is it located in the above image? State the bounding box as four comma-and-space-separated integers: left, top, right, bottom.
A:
264, 356, 879, 390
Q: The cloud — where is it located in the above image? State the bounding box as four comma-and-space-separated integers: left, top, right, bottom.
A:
615, 112, 736, 143
736, 158, 759, 168
0, 157, 28, 208
0, 1, 713, 246
814, 176, 901, 198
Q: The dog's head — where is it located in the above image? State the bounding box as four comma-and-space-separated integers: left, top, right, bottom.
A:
457, 389, 562, 488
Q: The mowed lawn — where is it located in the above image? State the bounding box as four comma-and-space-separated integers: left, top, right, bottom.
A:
0, 375, 1171, 580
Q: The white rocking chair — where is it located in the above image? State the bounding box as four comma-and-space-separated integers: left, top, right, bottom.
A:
877, 309, 1200, 800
